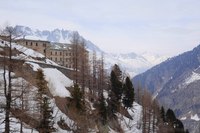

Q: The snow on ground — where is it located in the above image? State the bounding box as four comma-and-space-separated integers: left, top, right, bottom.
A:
113, 102, 142, 133
51, 98, 76, 133
0, 111, 38, 133
25, 61, 41, 71
184, 72, 200, 85
0, 40, 44, 58
43, 68, 73, 98
0, 39, 59, 66
191, 114, 200, 121
14, 44, 44, 58
46, 58, 59, 66
0, 69, 39, 133
180, 116, 187, 120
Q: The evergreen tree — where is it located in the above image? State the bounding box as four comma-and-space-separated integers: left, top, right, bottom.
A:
36, 69, 47, 94
122, 77, 134, 108
98, 93, 107, 125
160, 106, 166, 122
110, 70, 123, 101
36, 69, 54, 132
71, 83, 84, 111
39, 96, 54, 133
165, 108, 186, 133
166, 109, 176, 123
108, 70, 122, 114
174, 119, 184, 133
112, 64, 122, 81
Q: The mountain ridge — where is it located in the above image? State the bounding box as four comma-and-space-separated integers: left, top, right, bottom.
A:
133, 44, 200, 133
15, 25, 168, 77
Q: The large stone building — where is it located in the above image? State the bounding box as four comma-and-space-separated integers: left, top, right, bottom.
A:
14, 38, 88, 69
15, 39, 50, 56
0, 36, 89, 69
46, 42, 74, 68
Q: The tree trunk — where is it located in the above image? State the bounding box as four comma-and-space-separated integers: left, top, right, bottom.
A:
5, 34, 12, 133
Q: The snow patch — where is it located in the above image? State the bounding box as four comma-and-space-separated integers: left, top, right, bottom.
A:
43, 68, 73, 98
180, 116, 187, 120
25, 61, 41, 71
184, 72, 200, 85
115, 102, 142, 133
191, 114, 200, 121
12, 43, 44, 58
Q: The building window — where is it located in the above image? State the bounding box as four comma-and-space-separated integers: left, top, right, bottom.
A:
55, 52, 57, 55
60, 52, 62, 55
43, 43, 46, 47
55, 57, 57, 61
44, 49, 46, 53
51, 51, 52, 55
36, 43, 38, 46
30, 42, 32, 46
66, 53, 68, 56
69, 53, 71, 56
60, 58, 62, 61
26, 42, 28, 45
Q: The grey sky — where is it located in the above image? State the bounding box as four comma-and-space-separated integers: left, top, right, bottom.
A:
0, 0, 200, 56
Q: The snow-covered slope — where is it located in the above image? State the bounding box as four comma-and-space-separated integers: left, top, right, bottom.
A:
0, 39, 143, 133
15, 25, 168, 77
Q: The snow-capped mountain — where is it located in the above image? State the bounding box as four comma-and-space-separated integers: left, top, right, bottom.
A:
133, 44, 200, 133
15, 25, 168, 77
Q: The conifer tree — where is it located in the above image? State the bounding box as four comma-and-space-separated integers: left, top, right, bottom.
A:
166, 108, 176, 123
165, 108, 186, 133
36, 69, 54, 132
174, 119, 184, 133
108, 69, 122, 115
39, 96, 54, 133
71, 83, 84, 111
122, 77, 134, 108
36, 69, 47, 94
98, 93, 107, 125
160, 106, 166, 122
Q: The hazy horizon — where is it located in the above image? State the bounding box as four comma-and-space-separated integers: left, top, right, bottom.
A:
0, 0, 200, 56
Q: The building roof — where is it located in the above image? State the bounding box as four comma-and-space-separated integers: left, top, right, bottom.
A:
50, 42, 71, 50
16, 38, 50, 43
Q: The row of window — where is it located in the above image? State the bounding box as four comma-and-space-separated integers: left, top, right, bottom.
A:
50, 51, 74, 56
65, 64, 74, 68
49, 57, 73, 68
50, 57, 73, 62
25, 41, 46, 47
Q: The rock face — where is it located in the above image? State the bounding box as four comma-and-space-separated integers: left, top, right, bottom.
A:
133, 44, 200, 133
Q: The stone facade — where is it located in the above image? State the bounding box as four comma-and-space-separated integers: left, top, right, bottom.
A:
0, 37, 89, 69
15, 39, 50, 56
47, 46, 73, 68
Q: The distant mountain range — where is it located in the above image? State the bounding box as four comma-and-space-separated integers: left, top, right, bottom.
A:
133, 44, 200, 133
15, 25, 168, 77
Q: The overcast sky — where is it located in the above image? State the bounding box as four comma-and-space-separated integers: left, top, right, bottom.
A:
0, 0, 200, 56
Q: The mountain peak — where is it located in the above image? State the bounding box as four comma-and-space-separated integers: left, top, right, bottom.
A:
13, 25, 167, 77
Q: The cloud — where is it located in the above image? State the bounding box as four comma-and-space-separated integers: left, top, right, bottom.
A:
0, 0, 200, 56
